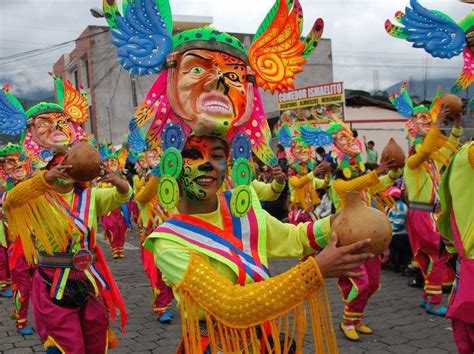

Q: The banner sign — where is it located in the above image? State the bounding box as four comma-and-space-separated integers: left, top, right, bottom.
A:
277, 82, 345, 123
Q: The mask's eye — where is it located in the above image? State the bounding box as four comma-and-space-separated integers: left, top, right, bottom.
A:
190, 66, 204, 75
224, 72, 240, 82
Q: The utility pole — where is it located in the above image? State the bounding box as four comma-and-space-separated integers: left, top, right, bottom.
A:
131, 75, 138, 109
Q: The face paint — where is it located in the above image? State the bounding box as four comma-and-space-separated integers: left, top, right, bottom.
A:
2, 154, 28, 183
29, 112, 74, 149
179, 136, 228, 202
168, 49, 251, 136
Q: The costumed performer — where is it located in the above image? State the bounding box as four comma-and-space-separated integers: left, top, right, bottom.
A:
275, 123, 331, 224
294, 116, 401, 341
0, 84, 35, 334
438, 141, 474, 354
98, 143, 130, 259
103, 0, 376, 352
128, 130, 174, 323
2, 77, 130, 353
390, 83, 462, 316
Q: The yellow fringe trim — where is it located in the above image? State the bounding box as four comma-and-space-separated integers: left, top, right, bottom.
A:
177, 254, 338, 353
6, 192, 79, 264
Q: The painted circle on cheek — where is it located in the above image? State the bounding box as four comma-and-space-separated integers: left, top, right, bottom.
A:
157, 176, 179, 210
160, 147, 183, 179
230, 185, 252, 217
232, 158, 252, 187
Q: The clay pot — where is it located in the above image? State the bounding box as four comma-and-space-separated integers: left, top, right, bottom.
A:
441, 94, 463, 117
332, 192, 392, 255
381, 138, 406, 169
64, 142, 102, 182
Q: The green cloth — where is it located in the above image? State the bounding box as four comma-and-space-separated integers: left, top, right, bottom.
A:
366, 149, 378, 164
438, 142, 474, 258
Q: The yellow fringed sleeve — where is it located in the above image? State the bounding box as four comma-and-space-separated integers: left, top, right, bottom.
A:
176, 253, 338, 354
288, 172, 314, 189
250, 179, 285, 202
4, 171, 78, 264
407, 127, 458, 171
135, 176, 159, 205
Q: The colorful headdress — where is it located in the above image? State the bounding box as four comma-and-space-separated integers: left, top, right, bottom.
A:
99, 143, 128, 169
276, 112, 365, 179
107, 0, 325, 216
385, 0, 473, 92
0, 84, 31, 190
13, 75, 90, 168
390, 82, 458, 172
389, 82, 443, 150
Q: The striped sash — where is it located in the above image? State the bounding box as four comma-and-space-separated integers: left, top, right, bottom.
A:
155, 191, 270, 285
49, 188, 107, 299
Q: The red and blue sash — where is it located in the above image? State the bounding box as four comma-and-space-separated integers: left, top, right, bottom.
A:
155, 190, 270, 285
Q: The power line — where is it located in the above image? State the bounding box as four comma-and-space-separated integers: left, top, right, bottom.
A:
0, 29, 109, 62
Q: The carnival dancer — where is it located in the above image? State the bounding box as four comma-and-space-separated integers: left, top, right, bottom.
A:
287, 162, 330, 223
390, 84, 462, 316
0, 84, 36, 333
293, 115, 401, 341
275, 124, 331, 224
99, 144, 129, 259
0, 201, 11, 299
102, 0, 379, 351
438, 141, 474, 354
128, 134, 175, 323
2, 77, 130, 353
148, 134, 375, 353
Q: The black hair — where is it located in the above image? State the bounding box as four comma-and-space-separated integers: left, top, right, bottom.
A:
316, 147, 325, 155
368, 141, 375, 146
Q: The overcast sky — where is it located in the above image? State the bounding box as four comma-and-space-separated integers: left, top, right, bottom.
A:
0, 0, 471, 97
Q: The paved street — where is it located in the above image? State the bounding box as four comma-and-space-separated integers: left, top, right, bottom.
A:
0, 229, 457, 353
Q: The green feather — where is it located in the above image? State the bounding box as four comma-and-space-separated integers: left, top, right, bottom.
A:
103, 0, 120, 29
156, 0, 173, 34
430, 10, 457, 25
252, 0, 281, 43
53, 76, 65, 106
3, 89, 25, 115
122, 0, 130, 14
458, 12, 474, 32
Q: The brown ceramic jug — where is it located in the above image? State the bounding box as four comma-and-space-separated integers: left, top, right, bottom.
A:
332, 191, 392, 255
381, 138, 406, 169
64, 142, 102, 182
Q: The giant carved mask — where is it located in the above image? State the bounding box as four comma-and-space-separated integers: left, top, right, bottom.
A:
107, 0, 325, 215
28, 112, 74, 150
412, 111, 433, 136
21, 77, 89, 168
167, 50, 252, 136
334, 130, 361, 158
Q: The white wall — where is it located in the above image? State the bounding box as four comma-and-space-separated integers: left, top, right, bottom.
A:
345, 106, 409, 161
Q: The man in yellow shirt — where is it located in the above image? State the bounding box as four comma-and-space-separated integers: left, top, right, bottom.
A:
391, 84, 462, 316
4, 158, 131, 353
438, 142, 474, 353
145, 135, 375, 353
